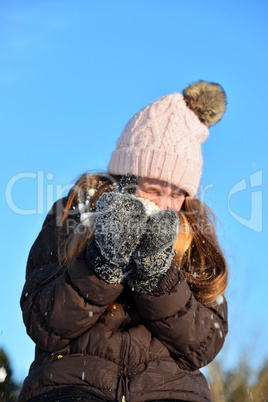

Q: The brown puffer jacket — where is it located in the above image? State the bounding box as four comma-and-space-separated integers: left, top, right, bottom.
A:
19, 199, 228, 402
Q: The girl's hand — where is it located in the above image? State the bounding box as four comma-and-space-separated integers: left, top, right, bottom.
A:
128, 209, 179, 293
87, 174, 147, 284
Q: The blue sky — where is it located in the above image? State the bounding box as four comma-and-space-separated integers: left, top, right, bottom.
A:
0, 0, 267, 383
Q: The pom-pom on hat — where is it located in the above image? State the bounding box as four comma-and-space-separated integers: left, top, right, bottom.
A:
107, 80, 227, 196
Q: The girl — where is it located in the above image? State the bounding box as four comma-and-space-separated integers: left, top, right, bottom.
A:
19, 80, 228, 402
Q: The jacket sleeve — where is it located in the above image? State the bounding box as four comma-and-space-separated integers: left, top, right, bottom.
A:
20, 199, 123, 353
132, 264, 228, 371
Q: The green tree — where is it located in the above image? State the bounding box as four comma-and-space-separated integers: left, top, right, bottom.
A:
250, 360, 268, 401
0, 348, 21, 402
208, 358, 268, 401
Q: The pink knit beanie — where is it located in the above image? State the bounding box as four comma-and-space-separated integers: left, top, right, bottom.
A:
107, 80, 226, 196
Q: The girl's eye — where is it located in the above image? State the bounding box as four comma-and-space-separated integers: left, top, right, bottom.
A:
145, 190, 159, 194
141, 188, 160, 195
171, 193, 185, 200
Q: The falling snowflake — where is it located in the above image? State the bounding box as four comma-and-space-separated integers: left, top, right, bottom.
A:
216, 295, 224, 305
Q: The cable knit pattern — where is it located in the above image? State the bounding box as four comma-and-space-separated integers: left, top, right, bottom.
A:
108, 93, 209, 196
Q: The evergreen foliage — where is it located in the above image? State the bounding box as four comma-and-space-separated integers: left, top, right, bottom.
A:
0, 348, 21, 402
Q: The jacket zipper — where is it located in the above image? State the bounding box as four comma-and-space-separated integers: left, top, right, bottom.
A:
120, 332, 129, 402
121, 374, 126, 402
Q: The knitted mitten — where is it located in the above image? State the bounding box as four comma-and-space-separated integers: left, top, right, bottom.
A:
87, 174, 147, 284
128, 209, 179, 293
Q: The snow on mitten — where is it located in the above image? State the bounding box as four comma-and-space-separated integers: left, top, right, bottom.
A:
128, 209, 179, 293
87, 174, 147, 284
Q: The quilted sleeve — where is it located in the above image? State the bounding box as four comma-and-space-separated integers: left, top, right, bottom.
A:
20, 199, 123, 353
133, 266, 228, 370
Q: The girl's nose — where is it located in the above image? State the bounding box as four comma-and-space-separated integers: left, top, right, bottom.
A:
158, 196, 173, 210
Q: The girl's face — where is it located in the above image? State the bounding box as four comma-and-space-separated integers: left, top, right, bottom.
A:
136, 177, 186, 211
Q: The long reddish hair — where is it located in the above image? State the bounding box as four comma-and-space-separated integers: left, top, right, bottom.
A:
175, 199, 228, 306
58, 173, 228, 307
